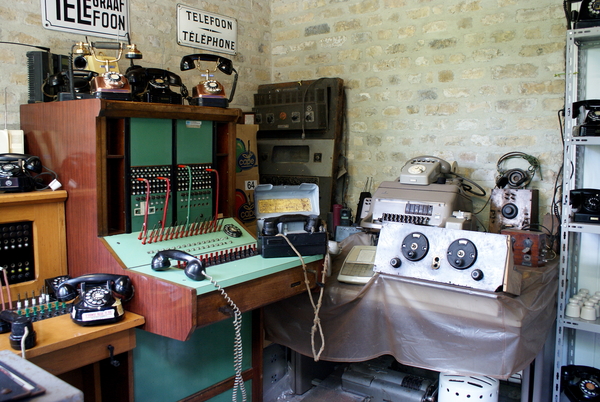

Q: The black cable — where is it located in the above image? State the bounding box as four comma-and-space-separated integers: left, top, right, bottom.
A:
0, 42, 50, 52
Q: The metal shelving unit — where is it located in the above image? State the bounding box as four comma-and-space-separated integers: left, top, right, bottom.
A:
553, 26, 600, 401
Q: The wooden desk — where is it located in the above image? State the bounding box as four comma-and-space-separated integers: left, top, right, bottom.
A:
0, 312, 145, 402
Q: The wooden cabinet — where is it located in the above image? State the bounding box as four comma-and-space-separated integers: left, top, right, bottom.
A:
20, 100, 323, 401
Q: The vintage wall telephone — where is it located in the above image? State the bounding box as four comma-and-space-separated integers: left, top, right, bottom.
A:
565, 0, 600, 28
398, 156, 455, 185
55, 273, 134, 326
0, 153, 43, 192
573, 100, 600, 136
126, 67, 188, 104
180, 53, 238, 107
562, 365, 600, 401
495, 152, 541, 189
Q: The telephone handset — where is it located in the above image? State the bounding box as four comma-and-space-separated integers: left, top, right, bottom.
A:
151, 249, 205, 281
262, 214, 320, 236
562, 365, 600, 401
399, 155, 455, 185
56, 273, 134, 326
180, 53, 238, 107
573, 100, 600, 136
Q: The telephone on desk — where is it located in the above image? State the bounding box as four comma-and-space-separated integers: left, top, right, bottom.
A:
0, 153, 42, 192
180, 53, 238, 107
562, 365, 600, 401
398, 155, 455, 185
55, 274, 134, 326
126, 67, 188, 104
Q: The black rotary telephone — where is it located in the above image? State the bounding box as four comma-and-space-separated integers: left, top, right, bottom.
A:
56, 273, 134, 326
151, 249, 205, 281
126, 67, 188, 104
562, 365, 600, 401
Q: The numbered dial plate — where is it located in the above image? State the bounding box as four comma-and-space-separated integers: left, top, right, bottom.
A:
203, 80, 223, 93
401, 232, 429, 261
84, 287, 112, 307
447, 239, 477, 269
223, 224, 242, 238
408, 164, 427, 174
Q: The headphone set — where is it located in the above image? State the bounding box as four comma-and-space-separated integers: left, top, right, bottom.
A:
495, 152, 541, 189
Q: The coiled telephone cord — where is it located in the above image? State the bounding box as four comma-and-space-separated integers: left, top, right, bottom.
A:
202, 270, 247, 402
275, 234, 327, 361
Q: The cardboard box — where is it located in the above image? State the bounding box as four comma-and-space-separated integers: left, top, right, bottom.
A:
235, 124, 259, 233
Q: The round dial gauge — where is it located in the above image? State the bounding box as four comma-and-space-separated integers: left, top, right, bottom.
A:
408, 164, 426, 174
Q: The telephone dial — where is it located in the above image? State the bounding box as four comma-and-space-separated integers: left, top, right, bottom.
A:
55, 273, 134, 326
399, 155, 455, 185
180, 53, 238, 107
151, 249, 206, 281
562, 365, 600, 401
126, 67, 188, 104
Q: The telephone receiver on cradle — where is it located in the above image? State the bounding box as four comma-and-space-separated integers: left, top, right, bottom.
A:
562, 365, 600, 401
0, 153, 44, 193
180, 53, 238, 107
56, 273, 134, 326
151, 249, 206, 281
399, 155, 455, 185
126, 67, 188, 104
262, 214, 320, 236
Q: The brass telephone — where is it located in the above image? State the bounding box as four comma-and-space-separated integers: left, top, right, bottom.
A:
180, 53, 238, 107
68, 41, 143, 101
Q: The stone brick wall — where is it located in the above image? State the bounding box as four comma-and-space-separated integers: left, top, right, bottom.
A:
271, 0, 566, 229
1, 0, 567, 229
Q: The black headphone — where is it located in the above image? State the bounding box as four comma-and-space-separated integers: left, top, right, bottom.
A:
495, 152, 541, 189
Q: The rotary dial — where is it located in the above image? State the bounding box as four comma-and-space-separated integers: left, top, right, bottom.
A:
408, 164, 427, 174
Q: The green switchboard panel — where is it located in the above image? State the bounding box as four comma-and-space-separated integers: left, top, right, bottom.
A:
127, 118, 215, 234
133, 312, 252, 402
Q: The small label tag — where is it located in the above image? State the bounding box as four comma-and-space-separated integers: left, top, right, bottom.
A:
186, 121, 203, 128
82, 309, 116, 322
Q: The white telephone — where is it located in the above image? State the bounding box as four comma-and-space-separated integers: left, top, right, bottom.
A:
398, 155, 456, 185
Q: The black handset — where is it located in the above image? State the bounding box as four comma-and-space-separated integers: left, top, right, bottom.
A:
56, 273, 134, 326
262, 214, 319, 236
562, 365, 600, 401
151, 249, 205, 281
180, 54, 234, 75
0, 310, 36, 350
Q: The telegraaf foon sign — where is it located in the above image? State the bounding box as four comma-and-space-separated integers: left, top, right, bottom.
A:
177, 4, 237, 56
41, 0, 130, 39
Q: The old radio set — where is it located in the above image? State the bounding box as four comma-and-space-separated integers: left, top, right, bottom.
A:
253, 78, 345, 217
255, 183, 328, 258
374, 221, 521, 295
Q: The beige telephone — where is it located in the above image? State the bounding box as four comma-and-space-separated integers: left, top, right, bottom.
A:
399, 155, 456, 185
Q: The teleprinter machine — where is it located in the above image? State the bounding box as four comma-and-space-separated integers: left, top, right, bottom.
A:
360, 179, 474, 231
